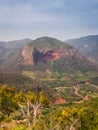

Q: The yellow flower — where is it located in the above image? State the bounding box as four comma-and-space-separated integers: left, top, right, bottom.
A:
62, 110, 70, 117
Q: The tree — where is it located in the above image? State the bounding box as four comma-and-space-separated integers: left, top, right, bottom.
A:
16, 91, 50, 130
0, 85, 16, 117
61, 107, 81, 130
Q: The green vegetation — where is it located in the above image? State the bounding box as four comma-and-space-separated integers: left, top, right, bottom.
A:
28, 37, 71, 49
0, 73, 58, 101
0, 37, 98, 129
22, 69, 98, 102
90, 77, 98, 85
0, 86, 98, 130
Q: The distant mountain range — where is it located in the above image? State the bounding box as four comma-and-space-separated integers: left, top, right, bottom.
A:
0, 37, 96, 73
66, 35, 98, 64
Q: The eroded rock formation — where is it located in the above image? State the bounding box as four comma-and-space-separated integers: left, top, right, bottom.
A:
22, 46, 83, 65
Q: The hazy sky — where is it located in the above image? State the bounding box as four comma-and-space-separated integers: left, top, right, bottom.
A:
0, 0, 98, 41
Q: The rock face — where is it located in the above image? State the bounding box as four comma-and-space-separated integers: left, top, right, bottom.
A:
21, 38, 84, 66
1, 37, 96, 72
22, 46, 34, 65
22, 47, 83, 65
0, 39, 31, 72
54, 97, 67, 104
42, 48, 83, 62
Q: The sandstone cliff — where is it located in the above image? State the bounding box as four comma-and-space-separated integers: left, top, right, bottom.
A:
22, 41, 83, 66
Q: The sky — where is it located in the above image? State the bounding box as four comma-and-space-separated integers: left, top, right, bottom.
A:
0, 0, 98, 41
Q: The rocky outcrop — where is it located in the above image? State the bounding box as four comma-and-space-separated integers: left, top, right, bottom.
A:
21, 46, 34, 65
42, 48, 83, 62
22, 46, 84, 66
54, 97, 67, 104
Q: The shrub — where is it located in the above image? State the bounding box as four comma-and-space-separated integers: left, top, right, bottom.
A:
13, 125, 27, 130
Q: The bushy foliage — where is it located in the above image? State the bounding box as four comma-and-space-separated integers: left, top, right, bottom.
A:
13, 125, 27, 130
0, 85, 16, 116
0, 85, 98, 130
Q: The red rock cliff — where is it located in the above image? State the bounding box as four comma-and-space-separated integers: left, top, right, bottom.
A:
21, 46, 84, 65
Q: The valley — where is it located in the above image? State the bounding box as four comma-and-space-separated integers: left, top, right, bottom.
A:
0, 36, 98, 130
0, 36, 98, 103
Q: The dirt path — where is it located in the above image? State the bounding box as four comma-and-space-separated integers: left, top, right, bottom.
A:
73, 86, 83, 99
55, 84, 90, 103
73, 86, 89, 103
55, 87, 71, 90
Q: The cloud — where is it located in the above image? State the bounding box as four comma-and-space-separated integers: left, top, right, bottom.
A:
0, 0, 98, 41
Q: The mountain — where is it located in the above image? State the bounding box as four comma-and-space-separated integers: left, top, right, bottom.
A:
0, 36, 97, 73
0, 38, 31, 72
21, 37, 97, 73
0, 36, 98, 103
0, 38, 31, 56
66, 35, 98, 64
22, 37, 83, 66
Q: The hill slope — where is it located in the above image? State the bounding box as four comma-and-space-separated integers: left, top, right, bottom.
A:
21, 37, 97, 73
0, 38, 31, 72
66, 35, 98, 64
0, 37, 98, 103
0, 37, 97, 73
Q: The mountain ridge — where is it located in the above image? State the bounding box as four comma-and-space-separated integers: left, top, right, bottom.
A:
66, 35, 98, 64
22, 37, 84, 67
0, 36, 98, 103
0, 36, 97, 73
